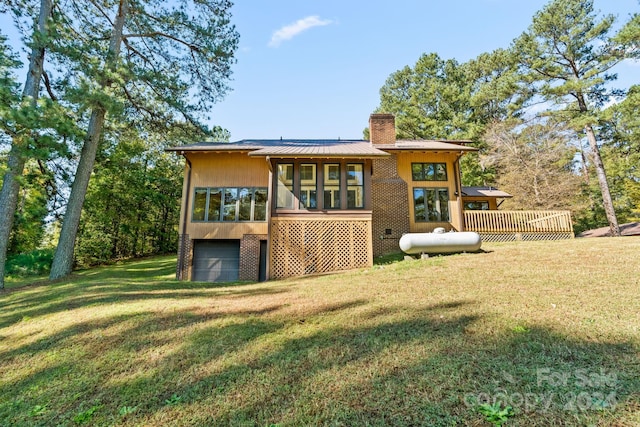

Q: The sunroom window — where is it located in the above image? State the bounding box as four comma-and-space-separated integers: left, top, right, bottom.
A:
299, 164, 317, 209
413, 188, 450, 222
323, 164, 341, 209
276, 164, 294, 209
192, 187, 267, 222
274, 162, 368, 211
347, 164, 364, 208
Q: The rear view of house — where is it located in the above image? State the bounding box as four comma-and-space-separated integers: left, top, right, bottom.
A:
168, 114, 490, 282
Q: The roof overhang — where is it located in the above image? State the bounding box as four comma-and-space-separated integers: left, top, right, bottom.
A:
247, 142, 390, 159
461, 186, 513, 198
165, 144, 261, 154
165, 139, 477, 157
374, 140, 479, 153
165, 139, 391, 159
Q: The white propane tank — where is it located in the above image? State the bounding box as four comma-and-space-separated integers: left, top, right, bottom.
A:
399, 230, 482, 255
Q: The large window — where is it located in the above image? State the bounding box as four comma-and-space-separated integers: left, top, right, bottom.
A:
192, 188, 208, 221
324, 164, 341, 209
275, 161, 367, 211
223, 188, 237, 221
347, 163, 364, 208
254, 189, 267, 220
192, 187, 267, 222
413, 188, 450, 222
299, 164, 317, 209
208, 189, 222, 220
412, 163, 447, 181
276, 164, 294, 208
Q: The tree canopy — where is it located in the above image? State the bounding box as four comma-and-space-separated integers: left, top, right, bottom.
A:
373, 0, 639, 233
0, 0, 239, 286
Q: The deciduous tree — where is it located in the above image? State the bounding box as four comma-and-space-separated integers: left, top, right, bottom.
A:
482, 119, 583, 211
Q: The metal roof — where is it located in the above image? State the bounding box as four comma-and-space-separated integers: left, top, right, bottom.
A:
374, 140, 479, 152
461, 186, 513, 198
165, 140, 275, 152
166, 139, 390, 158
165, 139, 477, 156
247, 141, 389, 158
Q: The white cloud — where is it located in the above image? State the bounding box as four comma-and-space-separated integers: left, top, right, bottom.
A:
268, 16, 333, 48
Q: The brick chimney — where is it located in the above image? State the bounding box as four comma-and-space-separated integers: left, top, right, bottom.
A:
369, 113, 396, 146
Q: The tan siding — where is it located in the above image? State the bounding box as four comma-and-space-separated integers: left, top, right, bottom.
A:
187, 152, 270, 188
188, 222, 268, 240
395, 152, 464, 232
183, 152, 270, 240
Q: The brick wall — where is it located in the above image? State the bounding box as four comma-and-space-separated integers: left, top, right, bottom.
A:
371, 155, 410, 256
176, 234, 192, 280
369, 114, 410, 256
239, 234, 267, 281
369, 114, 396, 146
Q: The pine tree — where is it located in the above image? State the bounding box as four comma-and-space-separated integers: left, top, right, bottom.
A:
514, 0, 626, 235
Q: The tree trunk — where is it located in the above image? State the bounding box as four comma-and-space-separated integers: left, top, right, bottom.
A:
0, 0, 53, 289
49, 0, 129, 279
584, 124, 621, 236
49, 110, 106, 278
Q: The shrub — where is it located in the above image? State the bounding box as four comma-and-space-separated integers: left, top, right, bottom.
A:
5, 248, 54, 277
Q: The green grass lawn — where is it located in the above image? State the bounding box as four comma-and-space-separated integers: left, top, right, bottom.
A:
1, 238, 639, 426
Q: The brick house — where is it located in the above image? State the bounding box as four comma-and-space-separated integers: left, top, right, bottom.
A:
167, 113, 503, 282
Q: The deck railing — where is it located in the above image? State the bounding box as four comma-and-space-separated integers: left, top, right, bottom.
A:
464, 210, 574, 241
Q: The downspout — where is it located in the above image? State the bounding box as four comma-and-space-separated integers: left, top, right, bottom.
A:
178, 154, 192, 280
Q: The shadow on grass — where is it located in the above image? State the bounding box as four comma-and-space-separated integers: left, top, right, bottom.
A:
373, 250, 493, 267
2, 292, 637, 426
0, 257, 290, 329
2, 250, 639, 427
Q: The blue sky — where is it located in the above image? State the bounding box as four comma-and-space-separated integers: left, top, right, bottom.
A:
212, 0, 638, 141
1, 1, 638, 141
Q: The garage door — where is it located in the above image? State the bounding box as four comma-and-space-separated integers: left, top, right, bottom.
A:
192, 240, 240, 282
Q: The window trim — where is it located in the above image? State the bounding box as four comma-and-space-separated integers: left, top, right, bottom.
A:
276, 163, 295, 209
413, 187, 450, 222
463, 200, 490, 211
299, 163, 318, 209
274, 160, 368, 212
323, 163, 341, 210
346, 163, 364, 209
411, 162, 448, 181
191, 187, 268, 222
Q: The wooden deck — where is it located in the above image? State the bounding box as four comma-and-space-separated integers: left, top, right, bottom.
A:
464, 210, 574, 242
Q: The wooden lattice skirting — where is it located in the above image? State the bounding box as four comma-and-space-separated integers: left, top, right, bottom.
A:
478, 232, 575, 243
270, 218, 373, 279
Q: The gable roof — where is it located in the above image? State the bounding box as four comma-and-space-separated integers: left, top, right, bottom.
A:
247, 140, 390, 158
167, 138, 477, 157
166, 139, 389, 158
